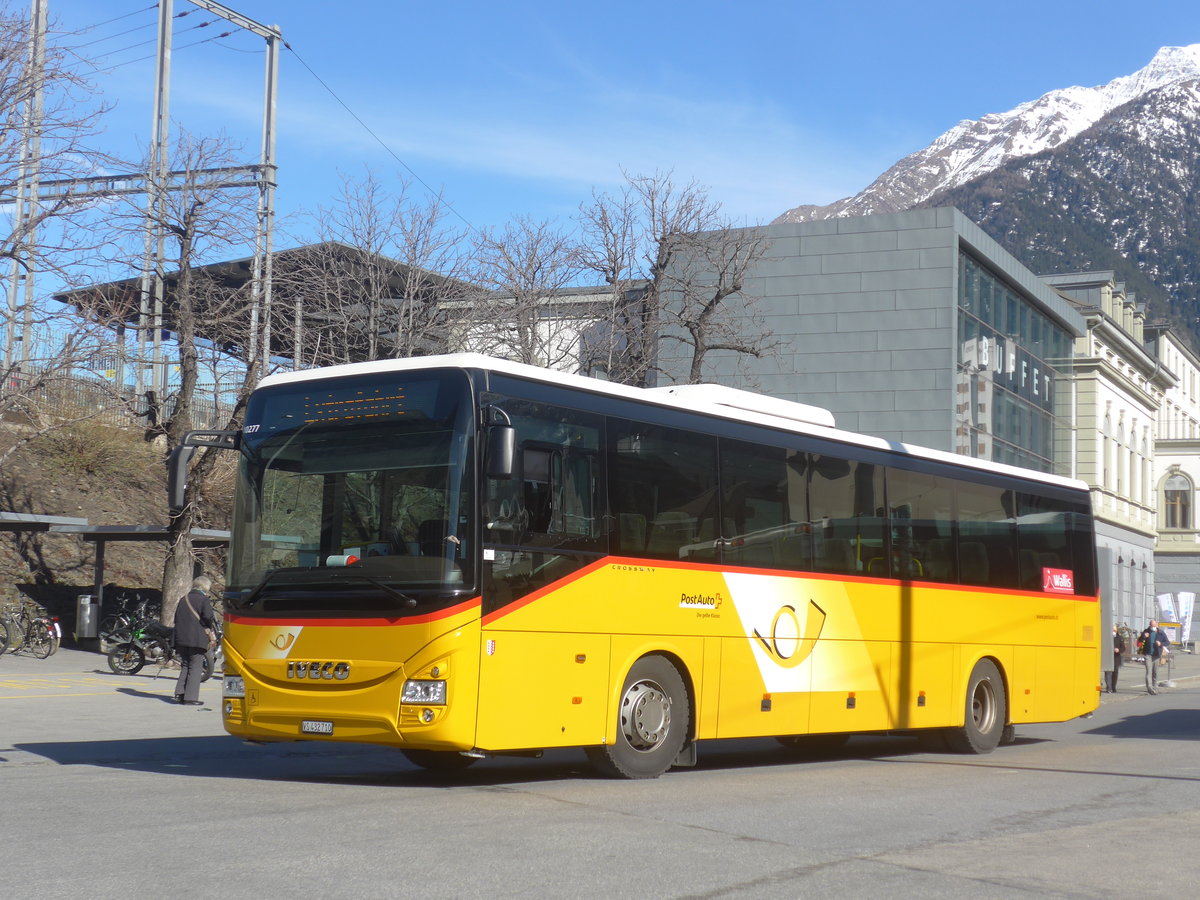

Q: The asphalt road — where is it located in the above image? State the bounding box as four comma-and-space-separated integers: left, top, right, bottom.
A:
3, 646, 1199, 899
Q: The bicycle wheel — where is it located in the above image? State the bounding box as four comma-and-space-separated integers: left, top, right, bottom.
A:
108, 643, 146, 675
45, 619, 61, 657
99, 614, 132, 642
0, 617, 10, 655
27, 620, 54, 659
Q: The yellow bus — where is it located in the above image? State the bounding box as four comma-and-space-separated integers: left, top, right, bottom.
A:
174, 353, 1099, 778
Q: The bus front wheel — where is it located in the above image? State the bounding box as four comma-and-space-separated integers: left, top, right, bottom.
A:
586, 655, 690, 779
945, 658, 1006, 754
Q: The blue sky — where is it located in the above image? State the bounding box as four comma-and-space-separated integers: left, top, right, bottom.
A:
42, 0, 1200, 244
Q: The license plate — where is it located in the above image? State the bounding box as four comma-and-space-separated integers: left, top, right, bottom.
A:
301, 720, 334, 735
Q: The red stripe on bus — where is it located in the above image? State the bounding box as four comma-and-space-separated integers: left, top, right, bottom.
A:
480, 554, 1100, 624
481, 558, 612, 625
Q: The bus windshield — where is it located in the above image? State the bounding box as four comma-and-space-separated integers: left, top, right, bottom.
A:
227, 370, 476, 613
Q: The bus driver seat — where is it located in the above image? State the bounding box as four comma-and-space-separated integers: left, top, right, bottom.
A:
418, 519, 449, 557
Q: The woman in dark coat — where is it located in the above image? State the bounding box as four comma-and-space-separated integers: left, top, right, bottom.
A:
1106, 625, 1126, 692
173, 575, 216, 705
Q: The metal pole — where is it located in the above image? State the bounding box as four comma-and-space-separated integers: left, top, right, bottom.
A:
139, 0, 173, 407
4, 0, 47, 370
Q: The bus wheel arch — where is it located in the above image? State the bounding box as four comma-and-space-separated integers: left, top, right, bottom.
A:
945, 657, 1007, 754
586, 653, 692, 779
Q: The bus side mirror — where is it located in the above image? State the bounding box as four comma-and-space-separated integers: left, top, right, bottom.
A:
167, 430, 241, 514
167, 445, 196, 514
485, 424, 516, 480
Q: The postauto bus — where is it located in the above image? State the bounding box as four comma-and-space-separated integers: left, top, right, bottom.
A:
170, 354, 1099, 778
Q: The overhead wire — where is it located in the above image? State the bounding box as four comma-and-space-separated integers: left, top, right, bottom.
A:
74, 3, 159, 34
45, 5, 475, 232
281, 39, 475, 231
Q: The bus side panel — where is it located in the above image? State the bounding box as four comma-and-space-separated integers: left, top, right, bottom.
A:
715, 634, 812, 739
1078, 600, 1102, 716
474, 631, 612, 751
1009, 644, 1037, 721
806, 640, 895, 734
895, 641, 955, 729
697, 636, 723, 740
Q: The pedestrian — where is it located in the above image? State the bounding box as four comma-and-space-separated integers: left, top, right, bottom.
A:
1106, 624, 1126, 692
1138, 619, 1170, 695
173, 575, 216, 706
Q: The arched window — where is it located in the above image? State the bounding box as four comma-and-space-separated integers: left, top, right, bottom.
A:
1165, 473, 1192, 529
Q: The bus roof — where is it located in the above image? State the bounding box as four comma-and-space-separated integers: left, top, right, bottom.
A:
256, 353, 1089, 494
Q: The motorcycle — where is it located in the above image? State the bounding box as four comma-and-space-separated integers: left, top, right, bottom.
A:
107, 619, 219, 681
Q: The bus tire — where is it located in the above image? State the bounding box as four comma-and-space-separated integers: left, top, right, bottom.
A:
586, 655, 690, 779
945, 658, 1006, 754
402, 750, 479, 771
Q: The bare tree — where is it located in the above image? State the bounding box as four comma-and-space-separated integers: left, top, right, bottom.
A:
578, 170, 775, 385
658, 224, 779, 384
275, 172, 469, 366
457, 216, 584, 368
101, 131, 263, 620
0, 2, 126, 459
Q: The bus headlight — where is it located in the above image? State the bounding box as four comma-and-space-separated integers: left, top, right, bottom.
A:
223, 675, 245, 698
402, 679, 446, 705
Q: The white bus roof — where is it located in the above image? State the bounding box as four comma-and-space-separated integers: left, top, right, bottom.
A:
257, 353, 1088, 493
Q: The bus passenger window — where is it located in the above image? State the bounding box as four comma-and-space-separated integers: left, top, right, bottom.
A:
719, 438, 810, 572
956, 483, 1019, 589
610, 419, 718, 562
809, 456, 884, 574
885, 467, 954, 582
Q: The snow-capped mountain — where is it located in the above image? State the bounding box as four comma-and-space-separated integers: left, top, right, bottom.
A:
918, 76, 1200, 334
775, 44, 1200, 224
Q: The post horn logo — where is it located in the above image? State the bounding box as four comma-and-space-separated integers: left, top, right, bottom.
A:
271, 632, 296, 651
752, 599, 826, 669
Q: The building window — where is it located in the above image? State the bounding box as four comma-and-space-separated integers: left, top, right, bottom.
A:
955, 251, 1070, 474
1165, 473, 1192, 529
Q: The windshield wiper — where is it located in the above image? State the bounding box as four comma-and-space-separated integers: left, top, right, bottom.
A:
235, 568, 294, 609
236, 567, 419, 609
325, 571, 418, 607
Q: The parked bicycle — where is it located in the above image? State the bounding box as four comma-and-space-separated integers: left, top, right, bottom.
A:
99, 591, 160, 645
0, 599, 61, 658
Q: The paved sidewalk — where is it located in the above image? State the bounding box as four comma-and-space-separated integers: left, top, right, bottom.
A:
1101, 645, 1200, 700
0, 643, 225, 750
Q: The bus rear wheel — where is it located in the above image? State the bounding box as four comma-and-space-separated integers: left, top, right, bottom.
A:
402, 750, 479, 771
586, 655, 690, 779
945, 658, 1006, 754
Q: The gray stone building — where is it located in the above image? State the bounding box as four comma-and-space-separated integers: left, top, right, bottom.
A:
659, 207, 1085, 475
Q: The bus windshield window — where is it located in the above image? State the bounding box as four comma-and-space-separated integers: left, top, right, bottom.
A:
228, 371, 475, 609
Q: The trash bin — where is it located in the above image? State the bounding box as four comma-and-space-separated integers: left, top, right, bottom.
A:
76, 594, 99, 639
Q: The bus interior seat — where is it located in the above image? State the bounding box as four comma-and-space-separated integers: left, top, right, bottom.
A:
925, 539, 953, 581
777, 534, 813, 569
959, 541, 989, 584
647, 511, 696, 555
1019, 548, 1041, 588
731, 539, 777, 568
817, 537, 855, 573
618, 513, 646, 552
